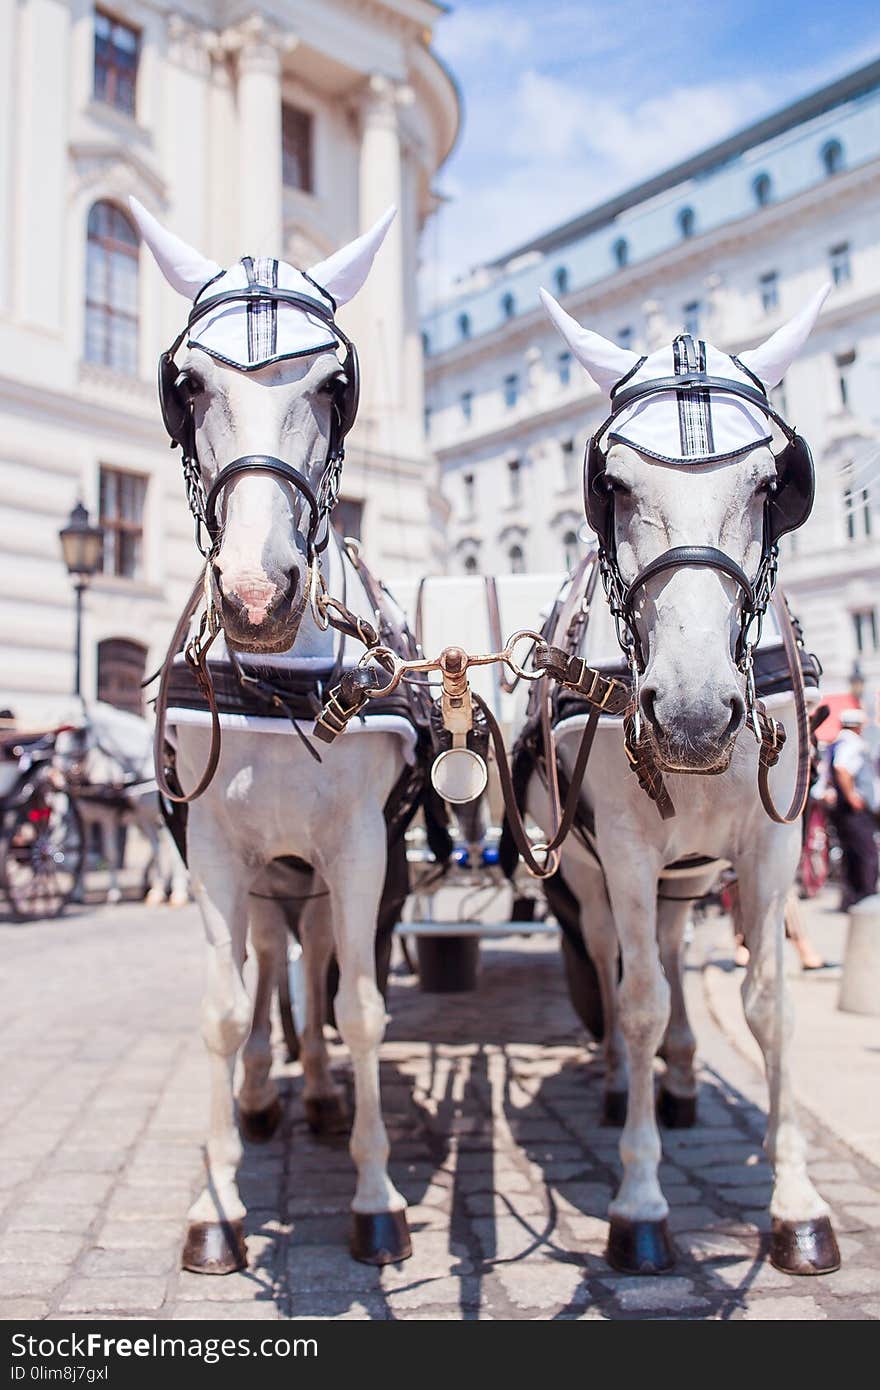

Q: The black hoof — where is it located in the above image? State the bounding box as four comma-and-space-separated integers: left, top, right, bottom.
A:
350, 1210, 412, 1266
602, 1090, 628, 1126
304, 1094, 348, 1135
607, 1217, 676, 1274
657, 1087, 697, 1129
181, 1219, 247, 1275
769, 1216, 841, 1275
239, 1097, 283, 1143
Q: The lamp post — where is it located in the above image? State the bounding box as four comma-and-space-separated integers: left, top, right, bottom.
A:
849, 661, 866, 707
59, 501, 104, 697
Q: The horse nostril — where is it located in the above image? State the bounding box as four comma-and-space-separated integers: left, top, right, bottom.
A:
640, 686, 659, 732
727, 693, 746, 738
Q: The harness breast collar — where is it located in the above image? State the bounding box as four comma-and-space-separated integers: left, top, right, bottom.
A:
158, 268, 359, 559
586, 333, 815, 674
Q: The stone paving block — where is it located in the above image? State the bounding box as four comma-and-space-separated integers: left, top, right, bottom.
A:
58, 1278, 169, 1313
823, 1266, 880, 1296
381, 1232, 472, 1287
171, 1300, 284, 1320
738, 1295, 828, 1320
0, 1298, 50, 1319
0, 1266, 71, 1298
81, 1246, 178, 1278
491, 1258, 587, 1312
288, 1295, 389, 1319
383, 1274, 482, 1313
94, 1220, 183, 1251
6, 1205, 97, 1236
0, 1232, 82, 1266
28, 1174, 116, 1207
283, 1244, 384, 1294
608, 1277, 709, 1313
174, 1271, 277, 1303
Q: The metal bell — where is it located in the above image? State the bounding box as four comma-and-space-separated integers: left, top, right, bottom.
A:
430, 747, 488, 805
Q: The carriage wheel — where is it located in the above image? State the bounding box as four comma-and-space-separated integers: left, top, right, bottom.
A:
2, 788, 84, 922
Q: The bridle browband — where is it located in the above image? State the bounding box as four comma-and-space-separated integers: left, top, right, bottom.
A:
160, 284, 359, 559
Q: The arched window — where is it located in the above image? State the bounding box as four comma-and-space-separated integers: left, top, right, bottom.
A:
612, 237, 629, 269
501, 291, 516, 319
85, 201, 139, 374
753, 171, 772, 206
554, 265, 569, 294
458, 311, 471, 339
677, 206, 696, 239
508, 543, 525, 574
562, 529, 579, 572
821, 139, 844, 177
97, 638, 147, 715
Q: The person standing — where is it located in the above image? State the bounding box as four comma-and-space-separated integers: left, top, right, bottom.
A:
829, 707, 879, 908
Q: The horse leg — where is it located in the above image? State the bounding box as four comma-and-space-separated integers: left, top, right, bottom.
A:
299, 885, 347, 1135
238, 892, 285, 1143
656, 897, 698, 1128
104, 808, 123, 905
182, 846, 254, 1274
135, 801, 166, 907
602, 854, 675, 1273
323, 813, 410, 1266
736, 848, 840, 1274
561, 848, 627, 1124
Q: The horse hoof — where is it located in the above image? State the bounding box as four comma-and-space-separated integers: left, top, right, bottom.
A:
657, 1087, 697, 1128
144, 889, 165, 907
350, 1210, 412, 1266
607, 1217, 676, 1274
769, 1216, 841, 1275
305, 1095, 348, 1135
602, 1090, 628, 1126
181, 1220, 247, 1275
239, 1098, 282, 1143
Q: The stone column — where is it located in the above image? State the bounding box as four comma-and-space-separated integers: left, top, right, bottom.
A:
228, 16, 293, 257
357, 75, 406, 431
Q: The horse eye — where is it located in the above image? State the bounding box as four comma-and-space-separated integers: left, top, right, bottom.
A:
175, 370, 204, 399
755, 477, 778, 497
605, 477, 631, 497
319, 372, 345, 396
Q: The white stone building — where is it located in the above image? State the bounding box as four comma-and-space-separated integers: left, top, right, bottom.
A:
0, 0, 457, 717
423, 60, 880, 699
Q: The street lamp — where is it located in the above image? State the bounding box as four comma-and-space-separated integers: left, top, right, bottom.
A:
59, 501, 104, 697
849, 661, 866, 705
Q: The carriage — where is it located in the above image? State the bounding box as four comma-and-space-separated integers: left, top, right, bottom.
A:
0, 724, 84, 921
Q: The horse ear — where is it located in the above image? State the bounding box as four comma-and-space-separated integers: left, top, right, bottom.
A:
308, 207, 396, 307
739, 283, 831, 389
128, 197, 222, 301
539, 289, 640, 394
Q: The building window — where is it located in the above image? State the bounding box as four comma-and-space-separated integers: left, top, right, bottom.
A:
458, 312, 471, 340
96, 638, 146, 716
677, 206, 696, 239
99, 466, 147, 579
683, 300, 701, 337
821, 139, 844, 177
843, 483, 871, 542
85, 201, 139, 375
852, 608, 879, 654
753, 171, 772, 206
560, 438, 576, 488
461, 390, 473, 423
332, 497, 363, 540
508, 543, 525, 574
612, 237, 629, 269
422, 330, 431, 357
554, 266, 569, 294
562, 529, 580, 571
282, 104, 313, 192
503, 373, 519, 409
507, 458, 522, 503
836, 350, 855, 408
558, 351, 571, 387
423, 405, 432, 436
829, 242, 851, 287
462, 472, 475, 518
463, 554, 478, 575
759, 271, 779, 313
501, 291, 516, 320
93, 9, 139, 117
618, 326, 633, 350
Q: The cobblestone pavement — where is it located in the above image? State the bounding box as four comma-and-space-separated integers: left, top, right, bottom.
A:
0, 901, 878, 1321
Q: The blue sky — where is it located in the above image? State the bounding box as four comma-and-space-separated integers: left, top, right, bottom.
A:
422, 0, 880, 304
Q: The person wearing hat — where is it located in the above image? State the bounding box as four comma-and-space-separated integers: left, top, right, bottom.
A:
830, 707, 879, 908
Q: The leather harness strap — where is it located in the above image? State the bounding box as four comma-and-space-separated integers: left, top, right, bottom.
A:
755, 588, 811, 825
625, 545, 755, 609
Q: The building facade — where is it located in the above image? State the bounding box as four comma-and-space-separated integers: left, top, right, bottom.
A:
0, 0, 457, 718
423, 60, 880, 699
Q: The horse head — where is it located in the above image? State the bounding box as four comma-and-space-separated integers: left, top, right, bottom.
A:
541, 284, 829, 773
130, 200, 394, 654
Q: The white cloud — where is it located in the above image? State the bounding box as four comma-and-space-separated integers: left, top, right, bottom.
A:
436, 4, 534, 64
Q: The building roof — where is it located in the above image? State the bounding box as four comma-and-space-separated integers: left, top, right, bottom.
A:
487, 56, 880, 269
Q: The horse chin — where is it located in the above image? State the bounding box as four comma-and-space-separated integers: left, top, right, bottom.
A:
220, 608, 306, 656
650, 735, 736, 777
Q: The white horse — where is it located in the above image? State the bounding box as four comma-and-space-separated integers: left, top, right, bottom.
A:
131, 199, 416, 1274
528, 285, 840, 1276
56, 701, 189, 906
